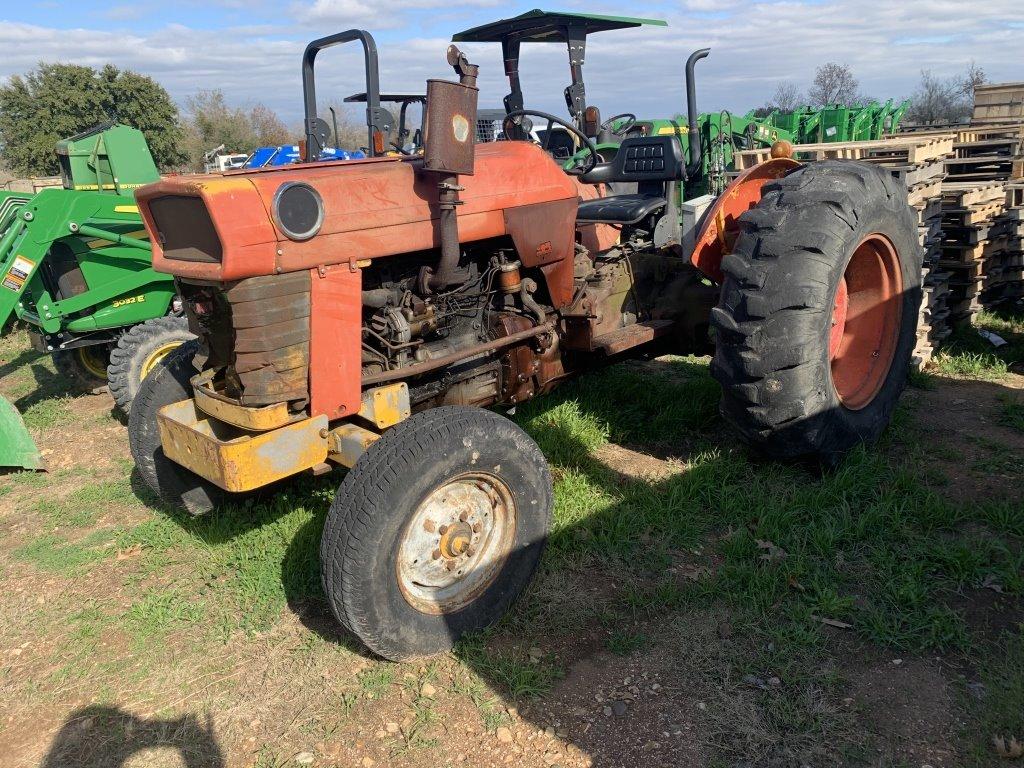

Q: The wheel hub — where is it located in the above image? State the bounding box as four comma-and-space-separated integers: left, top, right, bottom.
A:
829, 234, 903, 411
397, 473, 516, 615
141, 342, 182, 380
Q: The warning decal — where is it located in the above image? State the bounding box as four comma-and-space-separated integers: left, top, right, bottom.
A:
2, 255, 34, 292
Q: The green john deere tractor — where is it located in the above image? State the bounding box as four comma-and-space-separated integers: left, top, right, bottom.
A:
0, 124, 193, 468
458, 11, 909, 195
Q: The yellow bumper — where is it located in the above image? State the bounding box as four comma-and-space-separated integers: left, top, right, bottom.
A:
157, 399, 328, 493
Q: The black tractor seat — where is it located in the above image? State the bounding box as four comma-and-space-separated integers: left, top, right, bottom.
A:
576, 193, 667, 224
576, 135, 684, 225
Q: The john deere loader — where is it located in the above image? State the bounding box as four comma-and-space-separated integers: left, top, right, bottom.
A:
0, 124, 193, 468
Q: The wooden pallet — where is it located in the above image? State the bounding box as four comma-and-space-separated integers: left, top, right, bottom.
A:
733, 134, 955, 171
941, 181, 1006, 207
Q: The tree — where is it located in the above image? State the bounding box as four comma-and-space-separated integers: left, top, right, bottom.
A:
808, 63, 859, 106
0, 63, 185, 175
905, 62, 987, 125
770, 82, 804, 112
181, 90, 294, 170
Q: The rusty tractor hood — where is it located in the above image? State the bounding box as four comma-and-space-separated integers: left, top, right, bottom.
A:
136, 142, 581, 282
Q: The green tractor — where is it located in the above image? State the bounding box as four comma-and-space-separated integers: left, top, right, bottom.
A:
0, 124, 193, 467
454, 10, 802, 196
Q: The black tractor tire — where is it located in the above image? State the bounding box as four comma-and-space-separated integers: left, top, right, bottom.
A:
52, 345, 111, 394
710, 160, 922, 464
320, 406, 553, 661
108, 316, 195, 414
128, 340, 227, 515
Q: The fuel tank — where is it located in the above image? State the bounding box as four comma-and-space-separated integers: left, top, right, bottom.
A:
136, 142, 580, 283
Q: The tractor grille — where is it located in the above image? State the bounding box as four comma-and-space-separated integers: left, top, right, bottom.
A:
226, 271, 311, 405
149, 195, 222, 263
183, 271, 310, 406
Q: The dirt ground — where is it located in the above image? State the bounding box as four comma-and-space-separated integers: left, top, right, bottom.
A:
1, 326, 1023, 768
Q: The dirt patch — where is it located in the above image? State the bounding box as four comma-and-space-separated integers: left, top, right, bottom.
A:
906, 373, 1024, 501
845, 653, 962, 767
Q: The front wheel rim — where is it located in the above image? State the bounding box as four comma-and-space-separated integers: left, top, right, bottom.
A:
397, 473, 517, 615
140, 342, 183, 380
76, 347, 108, 380
829, 234, 903, 410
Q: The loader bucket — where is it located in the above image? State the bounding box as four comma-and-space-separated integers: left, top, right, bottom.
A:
0, 396, 43, 471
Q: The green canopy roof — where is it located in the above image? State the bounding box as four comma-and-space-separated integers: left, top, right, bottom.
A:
452, 9, 667, 43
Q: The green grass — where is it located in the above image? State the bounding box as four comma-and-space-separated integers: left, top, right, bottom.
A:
13, 529, 117, 574
928, 309, 1024, 380
964, 627, 1024, 767
999, 393, 1024, 433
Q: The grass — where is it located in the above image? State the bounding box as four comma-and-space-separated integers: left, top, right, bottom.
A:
1, 319, 1023, 765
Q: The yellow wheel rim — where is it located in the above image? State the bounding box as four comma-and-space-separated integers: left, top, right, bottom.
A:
76, 347, 109, 380
140, 342, 183, 381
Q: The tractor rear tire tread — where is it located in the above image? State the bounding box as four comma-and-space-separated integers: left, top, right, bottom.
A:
710, 160, 922, 464
321, 406, 553, 661
108, 316, 194, 414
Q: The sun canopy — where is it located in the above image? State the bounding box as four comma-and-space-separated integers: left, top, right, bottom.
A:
452, 9, 666, 43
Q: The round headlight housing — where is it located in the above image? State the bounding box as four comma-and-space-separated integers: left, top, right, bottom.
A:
273, 182, 324, 241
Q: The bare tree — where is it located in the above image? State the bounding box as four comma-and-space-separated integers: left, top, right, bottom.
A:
808, 63, 859, 106
771, 82, 804, 112
905, 62, 987, 125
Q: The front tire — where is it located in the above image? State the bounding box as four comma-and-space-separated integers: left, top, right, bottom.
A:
320, 406, 553, 660
711, 160, 922, 463
52, 345, 111, 393
108, 316, 195, 414
127, 341, 227, 515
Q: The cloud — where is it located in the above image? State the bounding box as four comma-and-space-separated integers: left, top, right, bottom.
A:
0, 0, 1019, 123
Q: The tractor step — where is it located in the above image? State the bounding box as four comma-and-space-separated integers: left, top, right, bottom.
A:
591, 319, 674, 355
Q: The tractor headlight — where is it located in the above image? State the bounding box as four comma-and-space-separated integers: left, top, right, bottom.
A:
272, 182, 324, 241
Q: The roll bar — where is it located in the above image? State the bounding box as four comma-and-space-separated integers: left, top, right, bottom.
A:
301, 29, 393, 161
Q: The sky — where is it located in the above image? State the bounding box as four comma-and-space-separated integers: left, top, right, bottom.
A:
0, 0, 1022, 127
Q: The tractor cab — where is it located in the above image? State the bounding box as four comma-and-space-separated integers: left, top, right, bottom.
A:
452, 10, 667, 153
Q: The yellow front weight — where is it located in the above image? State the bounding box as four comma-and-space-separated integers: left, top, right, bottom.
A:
157, 399, 328, 492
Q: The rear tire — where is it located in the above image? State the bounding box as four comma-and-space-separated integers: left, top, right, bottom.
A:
52, 345, 110, 393
320, 406, 553, 660
711, 160, 922, 464
127, 340, 227, 515
108, 316, 194, 414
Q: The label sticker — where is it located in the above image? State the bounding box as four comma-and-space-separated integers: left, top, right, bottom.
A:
9, 255, 34, 280
825, 126, 837, 137
2, 274, 24, 292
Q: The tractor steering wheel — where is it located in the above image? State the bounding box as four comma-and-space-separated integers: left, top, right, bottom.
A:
503, 109, 598, 175
600, 112, 637, 134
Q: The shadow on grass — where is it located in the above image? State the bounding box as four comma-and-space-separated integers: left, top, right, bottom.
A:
39, 705, 223, 768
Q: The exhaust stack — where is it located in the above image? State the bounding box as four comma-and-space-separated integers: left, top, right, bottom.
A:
420, 45, 480, 293
685, 48, 710, 177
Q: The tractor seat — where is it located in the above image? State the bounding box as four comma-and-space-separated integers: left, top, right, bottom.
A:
576, 135, 684, 225
576, 193, 667, 224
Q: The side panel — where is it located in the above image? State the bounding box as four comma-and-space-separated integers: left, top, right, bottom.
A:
503, 198, 578, 307
309, 265, 362, 420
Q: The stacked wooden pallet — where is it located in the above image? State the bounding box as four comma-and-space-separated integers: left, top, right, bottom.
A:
982, 182, 1024, 307
945, 125, 1024, 182
732, 134, 954, 171
938, 181, 1007, 322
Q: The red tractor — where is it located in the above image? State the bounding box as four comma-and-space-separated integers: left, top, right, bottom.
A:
129, 21, 921, 660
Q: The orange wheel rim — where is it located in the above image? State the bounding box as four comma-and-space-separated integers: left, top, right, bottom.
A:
830, 234, 903, 411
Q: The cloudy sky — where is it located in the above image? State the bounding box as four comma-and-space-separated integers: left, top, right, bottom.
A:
1, 0, 1021, 125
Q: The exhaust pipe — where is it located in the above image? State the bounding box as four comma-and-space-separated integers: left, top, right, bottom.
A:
685, 48, 710, 177
419, 45, 479, 293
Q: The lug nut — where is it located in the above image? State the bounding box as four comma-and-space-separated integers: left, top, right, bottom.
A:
438, 524, 450, 535
431, 549, 442, 560
459, 510, 470, 522
472, 522, 482, 533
